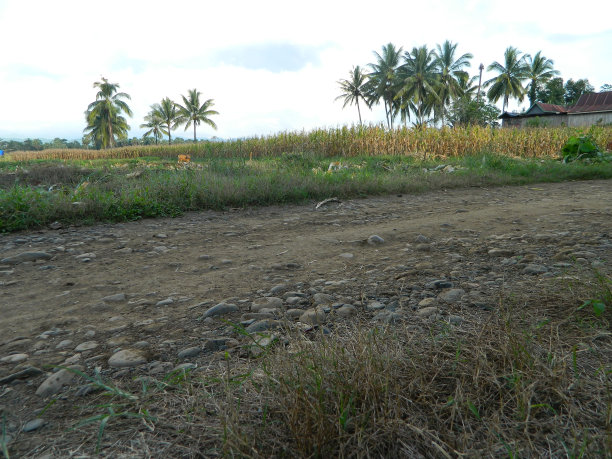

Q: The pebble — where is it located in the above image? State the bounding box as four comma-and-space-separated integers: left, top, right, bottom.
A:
23, 418, 46, 432
0, 366, 43, 384
367, 235, 385, 245
313, 293, 334, 305
339, 253, 354, 259
373, 311, 403, 323
178, 347, 202, 359
523, 264, 548, 275
1, 251, 52, 264
300, 308, 327, 325
56, 340, 74, 350
438, 288, 465, 303
102, 293, 127, 303
156, 298, 174, 306
418, 298, 437, 308
202, 303, 239, 318
74, 341, 98, 352
108, 349, 147, 368
336, 304, 357, 318
36, 365, 83, 397
0, 353, 29, 364
416, 306, 439, 318
366, 301, 386, 311
246, 319, 279, 334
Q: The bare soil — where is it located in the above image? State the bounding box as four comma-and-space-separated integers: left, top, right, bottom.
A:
1, 179, 611, 457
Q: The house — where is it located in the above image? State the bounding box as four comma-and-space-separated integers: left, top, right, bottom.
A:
500, 91, 612, 127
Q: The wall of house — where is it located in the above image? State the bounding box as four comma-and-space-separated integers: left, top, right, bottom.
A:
568, 112, 612, 127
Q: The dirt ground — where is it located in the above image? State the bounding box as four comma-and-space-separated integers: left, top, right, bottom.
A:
1, 179, 611, 456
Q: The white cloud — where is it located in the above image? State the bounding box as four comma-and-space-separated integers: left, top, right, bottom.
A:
0, 0, 610, 140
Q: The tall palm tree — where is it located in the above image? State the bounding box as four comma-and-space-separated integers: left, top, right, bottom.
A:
396, 45, 441, 127
484, 46, 529, 112
154, 98, 180, 144
434, 40, 473, 125
83, 77, 132, 149
525, 51, 560, 106
367, 43, 403, 129
140, 107, 168, 145
335, 66, 368, 125
175, 89, 219, 142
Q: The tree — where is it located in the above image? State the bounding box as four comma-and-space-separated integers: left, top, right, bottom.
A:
447, 98, 500, 127
564, 79, 595, 105
484, 46, 529, 112
600, 84, 612, 92
335, 66, 369, 125
396, 45, 441, 127
433, 40, 473, 125
367, 43, 403, 128
176, 89, 219, 142
525, 51, 559, 106
140, 106, 168, 145
536, 77, 565, 105
154, 98, 180, 144
83, 77, 132, 149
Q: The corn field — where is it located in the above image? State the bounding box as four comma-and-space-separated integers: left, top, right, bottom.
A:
4, 125, 612, 161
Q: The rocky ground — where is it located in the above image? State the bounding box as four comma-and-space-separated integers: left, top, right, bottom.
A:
0, 179, 611, 457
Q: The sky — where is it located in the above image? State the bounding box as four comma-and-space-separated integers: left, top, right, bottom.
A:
0, 0, 611, 141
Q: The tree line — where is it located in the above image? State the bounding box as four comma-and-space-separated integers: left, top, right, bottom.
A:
336, 42, 610, 128
83, 78, 219, 149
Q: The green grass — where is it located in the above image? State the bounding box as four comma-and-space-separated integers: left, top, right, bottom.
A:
1, 153, 611, 232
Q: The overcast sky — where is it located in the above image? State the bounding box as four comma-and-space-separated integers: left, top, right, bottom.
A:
0, 0, 610, 141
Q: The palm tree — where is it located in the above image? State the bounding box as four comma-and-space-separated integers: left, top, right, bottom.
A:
433, 40, 473, 125
525, 51, 560, 106
396, 45, 441, 127
140, 107, 168, 145
83, 77, 132, 149
484, 46, 529, 112
175, 89, 219, 142
335, 66, 368, 125
367, 43, 403, 129
154, 98, 180, 144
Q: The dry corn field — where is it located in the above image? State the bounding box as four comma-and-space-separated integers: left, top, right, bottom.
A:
4, 126, 612, 161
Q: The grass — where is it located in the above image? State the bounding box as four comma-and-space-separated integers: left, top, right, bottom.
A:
1, 153, 612, 233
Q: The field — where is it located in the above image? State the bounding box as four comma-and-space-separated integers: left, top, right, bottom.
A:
0, 127, 611, 457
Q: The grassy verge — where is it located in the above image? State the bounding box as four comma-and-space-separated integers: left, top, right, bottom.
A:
1, 153, 612, 233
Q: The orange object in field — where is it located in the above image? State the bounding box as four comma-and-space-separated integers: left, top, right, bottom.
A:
178, 154, 191, 163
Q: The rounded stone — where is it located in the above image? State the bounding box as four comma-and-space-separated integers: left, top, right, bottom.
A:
108, 349, 147, 368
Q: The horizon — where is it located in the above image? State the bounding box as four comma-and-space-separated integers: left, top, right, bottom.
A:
1, 0, 610, 141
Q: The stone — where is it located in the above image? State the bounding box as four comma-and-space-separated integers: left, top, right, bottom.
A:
56, 340, 74, 350
108, 349, 147, 368
36, 365, 83, 397
0, 366, 43, 384
300, 308, 327, 325
178, 347, 202, 359
448, 315, 464, 325
366, 301, 386, 311
336, 304, 357, 318
1, 252, 52, 264
246, 319, 279, 334
156, 298, 174, 306
285, 309, 304, 320
339, 253, 354, 259
102, 293, 126, 303
488, 248, 514, 257
373, 311, 403, 323
415, 243, 431, 252
426, 280, 453, 289
313, 293, 334, 305
523, 264, 548, 275
418, 297, 437, 308
202, 303, 238, 318
416, 306, 439, 318
23, 418, 46, 432
270, 284, 288, 294
415, 234, 430, 243
438, 288, 465, 303
0, 353, 28, 364
74, 341, 98, 352
252, 297, 283, 312
367, 235, 385, 245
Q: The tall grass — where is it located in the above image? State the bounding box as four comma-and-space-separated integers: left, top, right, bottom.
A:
4, 125, 612, 161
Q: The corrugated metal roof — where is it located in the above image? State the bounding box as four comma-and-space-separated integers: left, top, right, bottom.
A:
568, 91, 612, 114
536, 102, 567, 113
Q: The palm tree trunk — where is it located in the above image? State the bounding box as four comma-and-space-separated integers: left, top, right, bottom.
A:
194, 122, 197, 142
356, 99, 362, 125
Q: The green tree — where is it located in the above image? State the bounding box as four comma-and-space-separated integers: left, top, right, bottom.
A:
447, 98, 500, 127
176, 89, 219, 142
83, 77, 132, 149
525, 51, 559, 106
367, 43, 403, 128
140, 106, 168, 145
600, 84, 612, 92
433, 40, 473, 125
335, 66, 369, 125
536, 77, 565, 105
564, 79, 595, 105
396, 45, 441, 127
484, 46, 529, 112
154, 98, 180, 144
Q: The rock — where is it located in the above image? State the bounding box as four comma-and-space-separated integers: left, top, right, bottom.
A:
488, 248, 514, 257
0, 366, 43, 384
300, 308, 327, 325
426, 280, 453, 289
56, 340, 74, 350
415, 243, 431, 252
75, 253, 96, 261
173, 363, 197, 373
23, 418, 46, 432
416, 306, 439, 318
415, 234, 429, 243
448, 315, 464, 326
204, 338, 231, 352
366, 301, 386, 311
156, 298, 174, 306
373, 311, 403, 323
178, 347, 202, 359
367, 235, 385, 245
438, 288, 465, 303
523, 264, 548, 275
336, 304, 357, 318
202, 303, 238, 318
249, 335, 276, 357
270, 284, 288, 294
418, 298, 437, 308
1, 252, 53, 264
108, 349, 147, 368
313, 293, 334, 305
36, 365, 83, 397
74, 341, 98, 352
252, 297, 283, 312
339, 253, 354, 259
0, 353, 28, 364
285, 309, 304, 320
102, 293, 126, 303
246, 319, 279, 334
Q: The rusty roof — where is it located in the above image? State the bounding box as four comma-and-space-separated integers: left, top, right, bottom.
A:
568, 91, 612, 114
536, 102, 567, 113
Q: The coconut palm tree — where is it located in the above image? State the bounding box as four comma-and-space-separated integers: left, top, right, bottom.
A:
484, 46, 529, 112
433, 40, 473, 125
367, 43, 403, 128
525, 51, 560, 106
396, 45, 441, 127
335, 66, 368, 125
83, 77, 132, 149
140, 107, 168, 145
175, 89, 219, 142
154, 98, 180, 144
